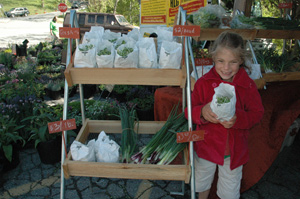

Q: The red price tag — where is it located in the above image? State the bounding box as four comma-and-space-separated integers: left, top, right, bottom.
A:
48, 119, 77, 134
59, 27, 80, 39
278, 3, 293, 9
173, 25, 201, 37
177, 130, 205, 143
195, 58, 213, 66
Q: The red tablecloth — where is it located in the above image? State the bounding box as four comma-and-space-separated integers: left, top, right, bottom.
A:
154, 81, 300, 198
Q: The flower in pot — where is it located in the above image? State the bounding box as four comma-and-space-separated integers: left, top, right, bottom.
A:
0, 116, 25, 171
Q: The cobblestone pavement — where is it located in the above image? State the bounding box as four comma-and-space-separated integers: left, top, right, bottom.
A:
0, 132, 299, 199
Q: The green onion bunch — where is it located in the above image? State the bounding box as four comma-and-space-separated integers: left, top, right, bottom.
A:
119, 105, 139, 163
131, 105, 188, 165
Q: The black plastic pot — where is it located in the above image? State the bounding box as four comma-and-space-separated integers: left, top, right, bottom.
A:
0, 143, 20, 172
36, 136, 62, 164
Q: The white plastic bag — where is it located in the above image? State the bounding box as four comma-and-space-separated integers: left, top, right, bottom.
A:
159, 41, 182, 69
127, 28, 140, 41
114, 35, 136, 49
138, 37, 157, 68
193, 4, 226, 28
82, 31, 102, 46
191, 65, 213, 79
94, 131, 120, 163
156, 27, 173, 57
210, 83, 236, 121
103, 29, 121, 44
70, 140, 96, 162
96, 40, 115, 68
74, 43, 97, 68
114, 42, 138, 68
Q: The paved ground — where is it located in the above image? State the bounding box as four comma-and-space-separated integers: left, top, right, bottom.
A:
0, 123, 299, 199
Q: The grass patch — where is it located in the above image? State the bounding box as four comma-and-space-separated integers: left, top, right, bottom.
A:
1, 0, 71, 15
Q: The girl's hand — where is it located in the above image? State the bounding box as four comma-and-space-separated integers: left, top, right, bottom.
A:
220, 115, 237, 129
201, 102, 219, 124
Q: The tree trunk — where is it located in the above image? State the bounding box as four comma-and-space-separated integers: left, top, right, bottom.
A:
113, 0, 118, 14
41, 0, 44, 8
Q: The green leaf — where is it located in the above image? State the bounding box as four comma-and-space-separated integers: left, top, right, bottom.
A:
2, 145, 13, 162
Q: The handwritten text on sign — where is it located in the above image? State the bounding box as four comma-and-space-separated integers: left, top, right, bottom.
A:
278, 3, 293, 9
173, 25, 201, 37
59, 27, 80, 39
48, 119, 76, 134
177, 130, 204, 143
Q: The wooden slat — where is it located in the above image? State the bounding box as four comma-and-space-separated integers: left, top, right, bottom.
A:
86, 119, 166, 134
65, 161, 190, 183
192, 28, 257, 41
64, 63, 186, 87
262, 72, 300, 82
256, 29, 300, 40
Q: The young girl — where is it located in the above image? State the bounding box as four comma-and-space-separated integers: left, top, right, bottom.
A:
188, 31, 264, 199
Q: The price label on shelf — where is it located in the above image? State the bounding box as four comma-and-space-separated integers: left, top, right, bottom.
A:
173, 25, 201, 37
177, 130, 204, 143
59, 27, 80, 39
278, 3, 293, 9
48, 119, 77, 134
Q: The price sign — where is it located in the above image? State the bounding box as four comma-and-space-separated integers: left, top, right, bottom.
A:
195, 58, 213, 66
278, 3, 293, 9
173, 25, 201, 37
177, 130, 204, 143
48, 119, 76, 134
59, 27, 80, 39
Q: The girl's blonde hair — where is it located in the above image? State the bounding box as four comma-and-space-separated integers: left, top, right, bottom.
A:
209, 31, 251, 70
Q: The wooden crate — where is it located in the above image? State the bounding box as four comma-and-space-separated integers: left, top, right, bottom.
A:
63, 119, 191, 183
64, 59, 186, 88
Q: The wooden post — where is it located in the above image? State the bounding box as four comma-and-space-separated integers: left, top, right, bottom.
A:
233, 0, 253, 17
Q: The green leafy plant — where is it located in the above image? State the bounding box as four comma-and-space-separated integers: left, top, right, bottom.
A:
21, 103, 60, 148
0, 116, 25, 162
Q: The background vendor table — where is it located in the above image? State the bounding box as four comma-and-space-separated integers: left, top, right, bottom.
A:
154, 81, 300, 198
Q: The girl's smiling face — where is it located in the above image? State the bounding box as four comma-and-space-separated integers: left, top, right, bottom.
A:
213, 47, 243, 82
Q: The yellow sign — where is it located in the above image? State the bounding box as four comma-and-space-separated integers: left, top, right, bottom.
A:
167, 0, 207, 26
140, 0, 207, 26
141, 0, 167, 25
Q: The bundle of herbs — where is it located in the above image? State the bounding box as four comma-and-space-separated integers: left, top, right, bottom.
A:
131, 105, 188, 165
119, 105, 139, 163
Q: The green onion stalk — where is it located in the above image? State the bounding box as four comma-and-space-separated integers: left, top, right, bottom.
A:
119, 105, 139, 163
131, 105, 188, 165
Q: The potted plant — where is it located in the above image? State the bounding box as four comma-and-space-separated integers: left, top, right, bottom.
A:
0, 116, 25, 172
22, 103, 76, 164
44, 80, 64, 100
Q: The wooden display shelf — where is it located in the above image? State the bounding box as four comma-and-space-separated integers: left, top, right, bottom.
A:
191, 28, 258, 41
256, 29, 300, 40
63, 119, 191, 183
262, 71, 300, 82
64, 61, 186, 88
187, 21, 300, 40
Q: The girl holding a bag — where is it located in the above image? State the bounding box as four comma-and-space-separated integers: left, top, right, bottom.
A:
187, 32, 264, 199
